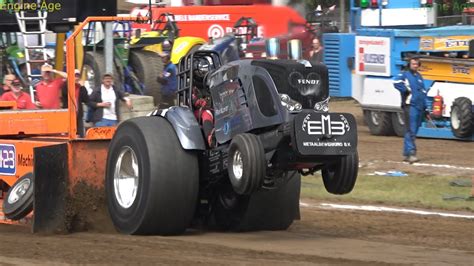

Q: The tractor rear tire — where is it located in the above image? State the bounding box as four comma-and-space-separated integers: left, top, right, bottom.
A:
451, 97, 473, 138
322, 152, 359, 195
83, 51, 105, 91
227, 133, 265, 195
3, 172, 34, 220
364, 110, 394, 136
391, 112, 405, 137
106, 116, 199, 235
129, 50, 164, 106
213, 172, 301, 231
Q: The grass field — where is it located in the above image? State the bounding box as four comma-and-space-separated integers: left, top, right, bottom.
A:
302, 173, 474, 212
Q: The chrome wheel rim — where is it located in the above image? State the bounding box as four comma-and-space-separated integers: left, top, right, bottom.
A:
451, 107, 460, 130
371, 111, 380, 126
232, 150, 243, 181
114, 147, 139, 209
396, 112, 404, 126
8, 178, 31, 204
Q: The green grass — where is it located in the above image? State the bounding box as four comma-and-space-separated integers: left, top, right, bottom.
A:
302, 173, 474, 212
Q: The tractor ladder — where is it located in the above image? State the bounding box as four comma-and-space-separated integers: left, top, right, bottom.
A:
15, 4, 48, 102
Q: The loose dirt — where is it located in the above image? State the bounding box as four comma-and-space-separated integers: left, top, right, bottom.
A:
0, 100, 472, 265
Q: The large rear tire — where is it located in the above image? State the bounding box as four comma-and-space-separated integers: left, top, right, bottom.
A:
129, 50, 164, 106
450, 97, 473, 138
364, 110, 394, 136
322, 152, 359, 195
213, 172, 301, 231
83, 51, 105, 91
106, 116, 199, 235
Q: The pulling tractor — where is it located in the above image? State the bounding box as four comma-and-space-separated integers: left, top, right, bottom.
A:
105, 38, 359, 234
1, 16, 359, 235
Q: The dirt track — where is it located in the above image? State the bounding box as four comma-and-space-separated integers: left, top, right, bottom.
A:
0, 100, 473, 265
1, 205, 473, 265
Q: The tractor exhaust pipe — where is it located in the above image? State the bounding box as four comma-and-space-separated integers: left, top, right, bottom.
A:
265, 37, 280, 59
287, 39, 302, 61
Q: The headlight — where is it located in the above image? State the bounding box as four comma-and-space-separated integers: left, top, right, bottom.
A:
279, 93, 302, 113
314, 97, 330, 112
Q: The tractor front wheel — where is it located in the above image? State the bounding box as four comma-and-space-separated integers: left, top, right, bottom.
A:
322, 152, 359, 195
227, 134, 265, 195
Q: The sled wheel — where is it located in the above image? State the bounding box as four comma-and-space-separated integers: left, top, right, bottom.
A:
3, 172, 34, 220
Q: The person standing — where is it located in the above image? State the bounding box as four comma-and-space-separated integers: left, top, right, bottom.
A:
89, 73, 132, 127
393, 57, 427, 163
35, 64, 67, 109
1, 74, 16, 96
309, 38, 324, 64
156, 53, 177, 108
1, 79, 37, 109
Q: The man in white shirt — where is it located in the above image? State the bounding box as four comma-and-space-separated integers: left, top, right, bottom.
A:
89, 73, 132, 127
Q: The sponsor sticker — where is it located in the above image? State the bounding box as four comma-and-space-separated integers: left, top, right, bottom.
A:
295, 112, 357, 156
355, 36, 391, 76
0, 144, 16, 175
420, 36, 472, 51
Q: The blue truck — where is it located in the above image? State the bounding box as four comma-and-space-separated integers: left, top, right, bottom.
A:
323, 0, 474, 140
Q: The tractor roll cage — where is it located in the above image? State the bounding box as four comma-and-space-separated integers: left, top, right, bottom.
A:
176, 50, 221, 108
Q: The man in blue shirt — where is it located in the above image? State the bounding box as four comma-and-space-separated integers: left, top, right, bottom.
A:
157, 53, 177, 108
393, 57, 427, 163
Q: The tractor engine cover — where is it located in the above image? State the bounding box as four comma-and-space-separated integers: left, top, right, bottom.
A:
251, 59, 329, 109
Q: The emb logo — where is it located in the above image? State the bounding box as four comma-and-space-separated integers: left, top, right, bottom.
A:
302, 114, 347, 136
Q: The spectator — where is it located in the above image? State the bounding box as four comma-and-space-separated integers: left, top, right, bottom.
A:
309, 38, 324, 65
35, 63, 67, 109
62, 69, 92, 137
1, 74, 15, 96
89, 73, 132, 127
393, 57, 427, 163
156, 53, 177, 108
1, 79, 37, 110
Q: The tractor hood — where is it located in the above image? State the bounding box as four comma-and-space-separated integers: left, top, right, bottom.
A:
251, 59, 329, 110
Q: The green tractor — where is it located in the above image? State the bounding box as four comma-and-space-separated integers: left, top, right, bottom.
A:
0, 32, 26, 85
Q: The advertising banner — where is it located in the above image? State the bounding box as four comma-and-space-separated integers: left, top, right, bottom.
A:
420, 36, 473, 51
355, 36, 391, 77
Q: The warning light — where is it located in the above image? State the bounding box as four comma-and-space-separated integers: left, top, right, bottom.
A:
360, 0, 369, 8
371, 0, 379, 8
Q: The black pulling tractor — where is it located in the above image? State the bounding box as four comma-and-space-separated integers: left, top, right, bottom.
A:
104, 43, 359, 235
